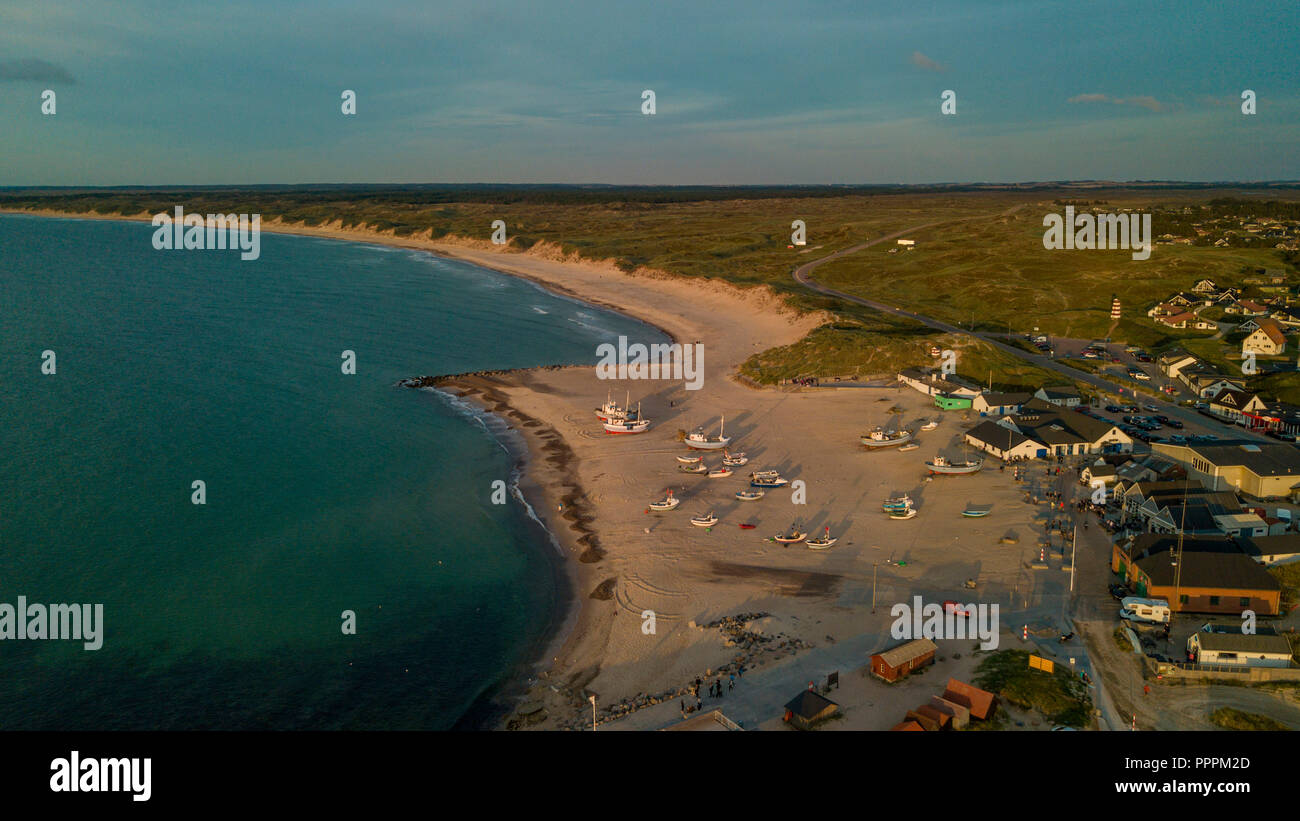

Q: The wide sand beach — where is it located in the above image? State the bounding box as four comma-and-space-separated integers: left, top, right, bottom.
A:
4, 210, 1066, 730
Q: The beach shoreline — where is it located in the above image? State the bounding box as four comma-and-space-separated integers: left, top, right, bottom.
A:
3, 207, 831, 730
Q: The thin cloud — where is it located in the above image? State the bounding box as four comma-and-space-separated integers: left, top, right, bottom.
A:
910, 51, 945, 72
1068, 93, 1163, 111
0, 58, 74, 83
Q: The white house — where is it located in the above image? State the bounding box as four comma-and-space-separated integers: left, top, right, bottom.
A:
1242, 320, 1287, 357
1187, 632, 1293, 668
1034, 386, 1082, 408
972, 391, 1031, 416
964, 420, 1044, 461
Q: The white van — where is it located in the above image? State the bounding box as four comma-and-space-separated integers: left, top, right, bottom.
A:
1120, 597, 1170, 625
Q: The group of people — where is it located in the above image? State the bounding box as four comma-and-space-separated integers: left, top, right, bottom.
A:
680, 672, 739, 718
790, 377, 820, 387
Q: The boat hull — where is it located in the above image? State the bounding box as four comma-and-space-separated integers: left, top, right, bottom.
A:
685, 439, 731, 450
861, 430, 914, 448
926, 463, 982, 475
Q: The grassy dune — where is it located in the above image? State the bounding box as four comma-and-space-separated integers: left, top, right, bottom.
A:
811, 193, 1293, 348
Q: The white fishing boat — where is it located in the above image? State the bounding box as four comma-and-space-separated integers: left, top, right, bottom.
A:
881, 494, 913, 511
898, 443, 919, 453
678, 461, 707, 474
735, 489, 765, 501
888, 507, 918, 520
860, 426, 914, 449
594, 390, 640, 423
676, 454, 703, 464
648, 490, 679, 511
604, 401, 650, 434
920, 420, 939, 431
721, 451, 749, 467
749, 471, 789, 488
690, 512, 718, 527
773, 523, 807, 544
685, 416, 733, 450
805, 527, 837, 550
925, 455, 982, 475
707, 466, 733, 478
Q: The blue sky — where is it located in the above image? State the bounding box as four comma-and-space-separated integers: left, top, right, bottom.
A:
1, 0, 1296, 185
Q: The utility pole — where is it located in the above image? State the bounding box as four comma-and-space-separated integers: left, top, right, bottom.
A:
871, 562, 878, 614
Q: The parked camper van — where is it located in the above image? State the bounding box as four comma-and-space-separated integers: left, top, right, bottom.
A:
1120, 597, 1170, 625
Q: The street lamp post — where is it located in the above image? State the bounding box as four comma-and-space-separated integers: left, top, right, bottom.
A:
589, 695, 596, 731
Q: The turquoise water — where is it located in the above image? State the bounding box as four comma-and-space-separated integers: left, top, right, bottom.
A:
0, 215, 665, 729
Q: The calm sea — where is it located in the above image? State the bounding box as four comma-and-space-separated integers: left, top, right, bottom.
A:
0, 214, 664, 729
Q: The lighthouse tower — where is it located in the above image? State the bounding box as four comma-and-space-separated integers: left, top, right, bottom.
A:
1110, 295, 1121, 321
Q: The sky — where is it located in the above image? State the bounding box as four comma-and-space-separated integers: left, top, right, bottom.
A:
1, 0, 1297, 186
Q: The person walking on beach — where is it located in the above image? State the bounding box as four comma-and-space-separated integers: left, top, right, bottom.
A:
695, 696, 702, 712
680, 700, 686, 718
728, 673, 735, 691
714, 678, 722, 698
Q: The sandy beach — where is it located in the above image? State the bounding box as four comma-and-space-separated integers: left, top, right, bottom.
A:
5, 209, 1077, 730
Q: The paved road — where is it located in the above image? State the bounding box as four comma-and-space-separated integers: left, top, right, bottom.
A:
791, 213, 1270, 444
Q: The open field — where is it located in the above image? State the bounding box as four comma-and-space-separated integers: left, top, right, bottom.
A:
811, 191, 1298, 350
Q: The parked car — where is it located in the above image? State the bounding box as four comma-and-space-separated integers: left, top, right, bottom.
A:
1105, 405, 1122, 413
1108, 583, 1129, 600
1166, 419, 1184, 429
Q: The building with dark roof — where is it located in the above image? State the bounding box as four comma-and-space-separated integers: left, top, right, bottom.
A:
1187, 632, 1294, 667
1128, 550, 1282, 615
1153, 440, 1300, 499
964, 420, 1044, 461
782, 690, 838, 730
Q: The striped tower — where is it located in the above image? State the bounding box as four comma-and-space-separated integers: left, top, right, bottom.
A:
1110, 295, 1121, 321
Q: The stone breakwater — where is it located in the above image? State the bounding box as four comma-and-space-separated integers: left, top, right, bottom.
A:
511, 612, 814, 731
397, 363, 584, 390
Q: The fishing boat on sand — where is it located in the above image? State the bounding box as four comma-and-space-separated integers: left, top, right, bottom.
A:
882, 494, 913, 511
805, 527, 837, 549
921, 420, 938, 431
735, 489, 765, 501
860, 426, 914, 449
691, 512, 718, 527
925, 455, 982, 475
594, 390, 640, 423
722, 451, 749, 467
962, 504, 993, 517
898, 443, 919, 453
676, 454, 703, 464
889, 507, 918, 520
685, 416, 733, 450
604, 401, 651, 434
648, 490, 679, 511
738, 523, 757, 530
678, 461, 707, 474
773, 523, 807, 544
707, 466, 733, 478
749, 470, 789, 488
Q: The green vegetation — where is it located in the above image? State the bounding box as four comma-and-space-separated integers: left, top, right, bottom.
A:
975, 649, 1093, 728
738, 301, 1068, 387
811, 193, 1295, 344
1209, 707, 1290, 731
1268, 564, 1300, 616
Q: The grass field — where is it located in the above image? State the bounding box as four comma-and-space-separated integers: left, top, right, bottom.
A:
1209, 706, 1291, 731
810, 192, 1295, 347
974, 649, 1093, 728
